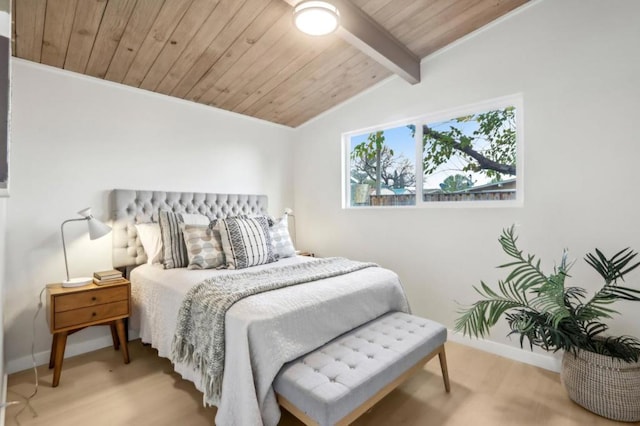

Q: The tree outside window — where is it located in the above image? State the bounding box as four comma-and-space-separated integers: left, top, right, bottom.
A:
349, 125, 415, 206
420, 106, 517, 202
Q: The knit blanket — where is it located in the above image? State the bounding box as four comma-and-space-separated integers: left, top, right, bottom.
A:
171, 257, 377, 403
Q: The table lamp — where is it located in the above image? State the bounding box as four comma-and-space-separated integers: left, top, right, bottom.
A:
61, 207, 111, 287
284, 207, 297, 247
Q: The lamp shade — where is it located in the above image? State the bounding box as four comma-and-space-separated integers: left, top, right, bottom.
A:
293, 1, 340, 36
88, 217, 112, 240
75, 207, 112, 239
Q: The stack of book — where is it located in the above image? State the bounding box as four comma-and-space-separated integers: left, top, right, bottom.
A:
93, 269, 125, 285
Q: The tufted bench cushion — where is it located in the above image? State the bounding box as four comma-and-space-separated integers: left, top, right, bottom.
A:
274, 312, 450, 426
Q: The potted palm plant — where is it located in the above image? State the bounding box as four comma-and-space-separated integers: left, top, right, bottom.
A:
456, 226, 640, 422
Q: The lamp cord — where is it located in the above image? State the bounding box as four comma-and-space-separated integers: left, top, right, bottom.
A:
5, 287, 44, 425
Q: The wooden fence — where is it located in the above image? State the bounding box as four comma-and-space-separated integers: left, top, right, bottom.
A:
368, 190, 515, 205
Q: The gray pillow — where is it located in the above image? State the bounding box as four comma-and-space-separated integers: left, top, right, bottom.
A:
270, 215, 296, 259
182, 224, 226, 270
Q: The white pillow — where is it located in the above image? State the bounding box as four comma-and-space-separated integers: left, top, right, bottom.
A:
181, 213, 211, 226
135, 223, 163, 265
270, 215, 296, 259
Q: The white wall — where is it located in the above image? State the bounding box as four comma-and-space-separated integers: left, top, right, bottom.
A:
293, 0, 640, 368
5, 60, 294, 372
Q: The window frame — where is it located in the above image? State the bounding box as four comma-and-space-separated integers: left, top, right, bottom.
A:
342, 94, 524, 209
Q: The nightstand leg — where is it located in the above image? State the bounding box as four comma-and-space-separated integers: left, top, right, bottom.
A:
49, 333, 58, 369
52, 331, 68, 387
110, 323, 120, 350
115, 319, 130, 364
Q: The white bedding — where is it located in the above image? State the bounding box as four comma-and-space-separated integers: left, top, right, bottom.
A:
130, 256, 409, 426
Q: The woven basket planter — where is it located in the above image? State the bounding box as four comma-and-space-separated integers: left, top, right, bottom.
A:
561, 350, 640, 422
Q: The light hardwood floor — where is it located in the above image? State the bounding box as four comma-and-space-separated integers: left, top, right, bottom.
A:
5, 340, 633, 426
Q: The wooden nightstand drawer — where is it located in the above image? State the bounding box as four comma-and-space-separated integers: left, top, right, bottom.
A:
53, 285, 129, 312
53, 300, 129, 330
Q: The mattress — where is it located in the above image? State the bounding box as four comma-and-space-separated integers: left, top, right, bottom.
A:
130, 256, 409, 426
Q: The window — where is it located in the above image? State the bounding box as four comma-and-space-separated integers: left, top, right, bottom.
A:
348, 125, 416, 207
343, 95, 522, 208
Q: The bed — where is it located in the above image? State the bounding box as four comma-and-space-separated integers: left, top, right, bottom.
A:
111, 189, 410, 426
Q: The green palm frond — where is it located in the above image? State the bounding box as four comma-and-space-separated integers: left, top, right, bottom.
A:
498, 226, 549, 291
585, 248, 640, 284
456, 225, 640, 362
455, 280, 529, 338
574, 296, 617, 322
587, 335, 640, 363
603, 285, 640, 301
563, 286, 587, 310
505, 310, 583, 353
578, 249, 640, 321
530, 256, 572, 328
583, 321, 607, 338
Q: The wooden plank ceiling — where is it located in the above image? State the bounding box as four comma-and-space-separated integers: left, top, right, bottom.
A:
12, 0, 528, 128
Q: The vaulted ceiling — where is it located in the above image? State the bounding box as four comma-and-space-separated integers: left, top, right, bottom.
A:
12, 0, 528, 127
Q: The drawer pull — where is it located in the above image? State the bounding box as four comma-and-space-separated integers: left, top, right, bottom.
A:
92, 312, 97, 317
92, 296, 97, 301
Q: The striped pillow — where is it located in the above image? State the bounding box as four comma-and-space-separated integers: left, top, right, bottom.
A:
158, 210, 210, 269
218, 216, 276, 269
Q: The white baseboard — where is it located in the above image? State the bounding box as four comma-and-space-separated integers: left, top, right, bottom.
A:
448, 329, 562, 373
6, 335, 114, 375
6, 329, 140, 375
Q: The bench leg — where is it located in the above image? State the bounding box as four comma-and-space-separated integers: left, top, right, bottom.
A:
438, 346, 451, 392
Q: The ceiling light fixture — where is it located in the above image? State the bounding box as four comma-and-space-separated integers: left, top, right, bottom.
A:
293, 1, 340, 36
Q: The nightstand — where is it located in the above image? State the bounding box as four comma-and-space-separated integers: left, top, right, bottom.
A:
46, 279, 131, 387
298, 251, 316, 257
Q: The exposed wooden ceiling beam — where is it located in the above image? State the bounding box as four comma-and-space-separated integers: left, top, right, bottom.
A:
284, 0, 421, 84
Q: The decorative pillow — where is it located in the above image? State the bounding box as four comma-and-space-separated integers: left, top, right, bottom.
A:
218, 216, 276, 269
270, 215, 295, 259
135, 222, 163, 265
182, 224, 226, 270
158, 210, 210, 269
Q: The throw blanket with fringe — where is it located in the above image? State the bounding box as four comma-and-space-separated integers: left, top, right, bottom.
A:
171, 257, 377, 403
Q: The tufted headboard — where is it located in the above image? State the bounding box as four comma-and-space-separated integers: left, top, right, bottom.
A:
111, 189, 268, 269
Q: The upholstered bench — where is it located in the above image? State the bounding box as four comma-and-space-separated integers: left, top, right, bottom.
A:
274, 312, 450, 426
